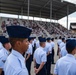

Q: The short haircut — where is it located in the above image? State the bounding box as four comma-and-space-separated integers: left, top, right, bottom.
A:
66, 39, 76, 53
9, 38, 25, 48
62, 38, 65, 41
40, 42, 45, 46
51, 38, 54, 41
59, 36, 61, 39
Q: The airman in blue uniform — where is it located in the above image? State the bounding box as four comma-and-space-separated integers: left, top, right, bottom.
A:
59, 39, 71, 58
34, 37, 47, 75
0, 36, 11, 75
54, 39, 76, 75
4, 26, 32, 75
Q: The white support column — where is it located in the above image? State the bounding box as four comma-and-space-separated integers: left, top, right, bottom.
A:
67, 5, 69, 30
50, 0, 52, 24
28, 0, 30, 25
21, 7, 23, 19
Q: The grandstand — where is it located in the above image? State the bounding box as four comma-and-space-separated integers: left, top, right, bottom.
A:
0, 0, 76, 38
70, 23, 76, 35
0, 17, 74, 38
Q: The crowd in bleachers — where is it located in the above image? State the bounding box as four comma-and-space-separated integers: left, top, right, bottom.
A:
39, 21, 65, 35
53, 23, 73, 36
38, 21, 74, 37
1, 18, 47, 37
1, 18, 74, 37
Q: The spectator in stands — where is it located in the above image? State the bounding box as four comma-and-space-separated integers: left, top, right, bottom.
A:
1, 21, 6, 33
13, 19, 18, 25
6, 18, 11, 26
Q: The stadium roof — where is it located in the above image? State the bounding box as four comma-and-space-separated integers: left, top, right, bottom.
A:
0, 0, 76, 20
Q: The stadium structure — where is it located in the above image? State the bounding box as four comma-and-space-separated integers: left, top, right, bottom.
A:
0, 0, 76, 38
70, 23, 76, 33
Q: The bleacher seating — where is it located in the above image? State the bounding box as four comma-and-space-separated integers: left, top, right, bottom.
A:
1, 18, 74, 37
1, 18, 47, 37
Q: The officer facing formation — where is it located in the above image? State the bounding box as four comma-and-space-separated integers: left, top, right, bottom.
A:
4, 26, 32, 75
0, 36, 11, 75
34, 37, 47, 75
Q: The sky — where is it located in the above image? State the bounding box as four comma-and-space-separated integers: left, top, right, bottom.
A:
58, 0, 76, 30
63, 0, 76, 4
58, 12, 76, 30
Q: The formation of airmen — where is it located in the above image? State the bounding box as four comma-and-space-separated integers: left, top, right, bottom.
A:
0, 25, 76, 75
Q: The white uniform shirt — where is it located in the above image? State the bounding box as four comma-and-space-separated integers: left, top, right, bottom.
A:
60, 46, 68, 57
34, 47, 47, 64
34, 39, 36, 44
32, 40, 34, 47
44, 42, 52, 54
54, 54, 76, 75
36, 41, 40, 48
59, 42, 65, 50
4, 50, 28, 75
50, 41, 55, 49
26, 43, 32, 55
0, 48, 9, 69
66, 61, 76, 75
32, 39, 36, 47
57, 39, 62, 46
